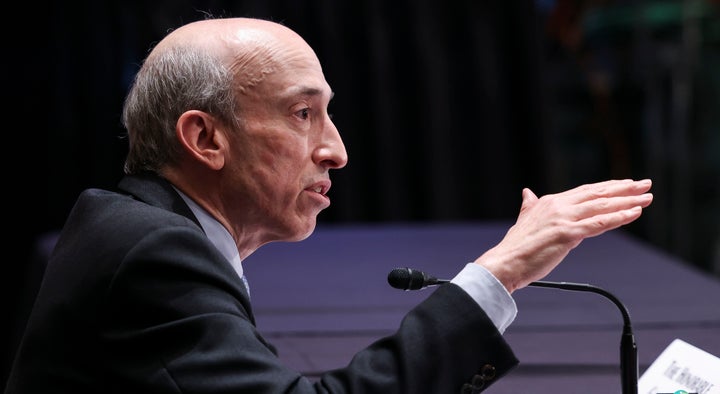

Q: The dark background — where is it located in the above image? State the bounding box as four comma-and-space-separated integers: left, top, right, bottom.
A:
4, 0, 720, 386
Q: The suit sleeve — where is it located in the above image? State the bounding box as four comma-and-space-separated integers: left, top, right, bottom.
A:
102, 225, 518, 393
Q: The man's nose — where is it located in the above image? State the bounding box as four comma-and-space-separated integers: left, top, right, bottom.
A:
314, 119, 348, 169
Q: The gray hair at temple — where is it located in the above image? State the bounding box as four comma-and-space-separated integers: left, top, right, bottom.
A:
121, 44, 241, 175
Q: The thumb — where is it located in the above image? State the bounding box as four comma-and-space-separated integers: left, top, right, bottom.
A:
519, 187, 539, 214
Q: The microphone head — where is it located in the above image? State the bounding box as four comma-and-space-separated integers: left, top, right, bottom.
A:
387, 267, 426, 290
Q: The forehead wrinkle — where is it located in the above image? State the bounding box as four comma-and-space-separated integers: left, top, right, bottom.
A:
224, 28, 307, 95
228, 49, 279, 94
225, 39, 283, 94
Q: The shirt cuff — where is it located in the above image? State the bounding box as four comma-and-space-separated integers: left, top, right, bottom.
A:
450, 262, 517, 334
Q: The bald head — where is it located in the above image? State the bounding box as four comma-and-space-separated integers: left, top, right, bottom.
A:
157, 17, 305, 53
151, 18, 318, 92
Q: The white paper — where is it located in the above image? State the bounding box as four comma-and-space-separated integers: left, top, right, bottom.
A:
638, 338, 720, 394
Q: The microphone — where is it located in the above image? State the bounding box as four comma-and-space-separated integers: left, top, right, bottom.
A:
387, 267, 449, 290
386, 267, 638, 394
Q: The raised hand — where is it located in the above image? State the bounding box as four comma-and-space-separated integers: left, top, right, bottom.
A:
475, 179, 653, 293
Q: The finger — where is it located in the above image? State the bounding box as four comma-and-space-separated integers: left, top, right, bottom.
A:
573, 193, 653, 220
562, 179, 652, 204
574, 205, 645, 238
518, 188, 539, 212
522, 188, 538, 202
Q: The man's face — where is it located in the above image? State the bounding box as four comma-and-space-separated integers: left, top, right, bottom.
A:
223, 44, 347, 244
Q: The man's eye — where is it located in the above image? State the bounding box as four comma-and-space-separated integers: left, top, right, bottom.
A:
297, 108, 309, 120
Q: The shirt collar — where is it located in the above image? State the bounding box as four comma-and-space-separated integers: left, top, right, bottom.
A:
172, 187, 243, 278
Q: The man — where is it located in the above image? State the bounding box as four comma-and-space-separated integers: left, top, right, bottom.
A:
5, 17, 653, 393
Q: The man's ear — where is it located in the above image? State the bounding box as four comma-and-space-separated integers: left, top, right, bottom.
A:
175, 110, 227, 170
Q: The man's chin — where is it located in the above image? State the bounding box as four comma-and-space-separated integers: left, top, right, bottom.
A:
284, 218, 317, 242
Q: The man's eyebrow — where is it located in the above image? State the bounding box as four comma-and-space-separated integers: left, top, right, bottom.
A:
284, 86, 334, 100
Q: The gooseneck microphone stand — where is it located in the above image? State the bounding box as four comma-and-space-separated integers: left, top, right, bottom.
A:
527, 280, 638, 394
387, 268, 639, 394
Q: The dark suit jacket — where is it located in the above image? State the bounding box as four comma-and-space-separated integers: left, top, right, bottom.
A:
5, 173, 518, 393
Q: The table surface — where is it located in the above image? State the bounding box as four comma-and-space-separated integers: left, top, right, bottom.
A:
243, 221, 720, 393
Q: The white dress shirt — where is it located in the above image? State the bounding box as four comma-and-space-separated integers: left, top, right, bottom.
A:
451, 263, 517, 333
